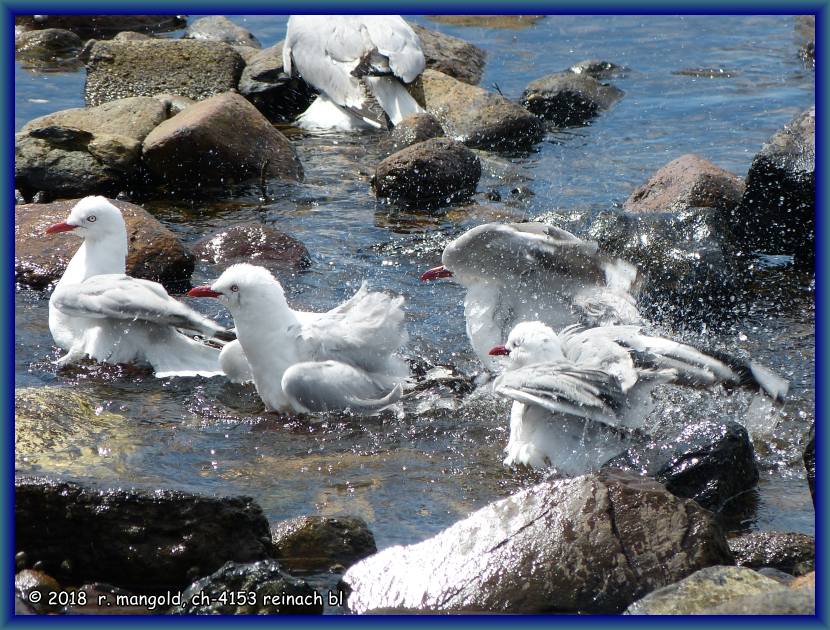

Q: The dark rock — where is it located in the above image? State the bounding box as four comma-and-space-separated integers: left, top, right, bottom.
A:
15, 28, 82, 57
22, 15, 186, 39
409, 24, 486, 85
15, 476, 274, 593
15, 198, 194, 291
756, 567, 797, 585
142, 91, 303, 187
521, 71, 624, 125
83, 39, 245, 107
192, 224, 310, 276
624, 154, 744, 213
271, 516, 377, 572
415, 69, 544, 150
372, 137, 481, 204
388, 113, 444, 151
342, 470, 732, 614
728, 107, 815, 266
15, 570, 63, 613
604, 420, 758, 512
569, 59, 627, 79
67, 583, 152, 614
672, 68, 738, 78
729, 532, 814, 575
185, 16, 261, 48
174, 560, 323, 614
803, 422, 814, 503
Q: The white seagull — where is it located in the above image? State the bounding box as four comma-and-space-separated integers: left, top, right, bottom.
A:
421, 222, 641, 371
46, 196, 227, 377
188, 263, 410, 413
283, 15, 426, 131
488, 321, 789, 474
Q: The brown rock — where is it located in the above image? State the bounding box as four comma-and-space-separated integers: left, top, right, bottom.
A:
192, 224, 310, 276
427, 15, 544, 29
15, 28, 82, 56
388, 113, 444, 151
271, 516, 377, 572
15, 198, 194, 291
623, 154, 744, 213
729, 532, 815, 575
410, 24, 486, 85
184, 16, 261, 48
15, 570, 62, 613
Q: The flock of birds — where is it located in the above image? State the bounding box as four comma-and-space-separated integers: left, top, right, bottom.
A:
42, 15, 789, 476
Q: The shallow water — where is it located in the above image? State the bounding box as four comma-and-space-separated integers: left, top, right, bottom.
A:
15, 13, 815, 573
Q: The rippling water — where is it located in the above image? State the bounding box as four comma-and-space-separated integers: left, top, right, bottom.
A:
15, 13, 815, 570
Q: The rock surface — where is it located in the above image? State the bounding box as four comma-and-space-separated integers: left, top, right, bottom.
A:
803, 422, 815, 504
372, 137, 481, 204
15, 198, 194, 291
342, 470, 732, 614
522, 72, 624, 125
192, 224, 311, 276
15, 476, 274, 593
15, 570, 63, 614
416, 69, 544, 150
83, 39, 245, 107
184, 16, 261, 48
15, 28, 82, 56
387, 113, 444, 151
703, 582, 815, 614
142, 91, 303, 187
728, 531, 814, 575
409, 24, 486, 85
569, 59, 627, 79
271, 516, 377, 572
19, 15, 186, 39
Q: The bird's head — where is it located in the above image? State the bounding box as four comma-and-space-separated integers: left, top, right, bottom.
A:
188, 263, 287, 313
45, 196, 126, 241
489, 321, 562, 367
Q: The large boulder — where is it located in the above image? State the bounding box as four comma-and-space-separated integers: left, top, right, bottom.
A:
83, 39, 246, 107
409, 24, 486, 85
15, 476, 274, 593
729, 531, 814, 575
728, 107, 815, 266
237, 42, 316, 122
521, 72, 624, 126
271, 516, 377, 572
803, 422, 815, 504
703, 579, 815, 614
15, 198, 194, 291
372, 137, 481, 205
415, 69, 544, 150
142, 91, 303, 187
624, 154, 745, 213
17, 15, 186, 39
341, 471, 732, 614
192, 224, 311, 277
184, 16, 261, 48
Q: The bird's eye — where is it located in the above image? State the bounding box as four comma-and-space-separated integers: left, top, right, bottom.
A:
230, 285, 239, 293
87, 215, 97, 223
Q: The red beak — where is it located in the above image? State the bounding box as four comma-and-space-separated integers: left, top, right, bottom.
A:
488, 344, 510, 356
187, 285, 222, 298
420, 265, 454, 282
45, 222, 77, 235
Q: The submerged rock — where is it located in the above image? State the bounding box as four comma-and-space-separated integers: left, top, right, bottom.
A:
15, 476, 274, 593
271, 516, 377, 572
20, 14, 186, 39
623, 154, 744, 213
409, 24, 486, 85
387, 113, 444, 151
729, 532, 814, 575
342, 470, 732, 614
184, 16, 261, 48
192, 224, 311, 276
15, 198, 194, 291
522, 72, 624, 125
803, 422, 815, 504
569, 59, 627, 79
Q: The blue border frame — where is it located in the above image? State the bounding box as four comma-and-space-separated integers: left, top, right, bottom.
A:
4, 2, 825, 628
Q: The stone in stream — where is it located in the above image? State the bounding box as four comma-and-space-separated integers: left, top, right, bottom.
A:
728, 531, 815, 576
15, 476, 275, 593
341, 470, 732, 614
521, 72, 624, 125
409, 24, 486, 85
141, 91, 303, 187
387, 112, 444, 151
568, 59, 628, 79
271, 516, 377, 572
16, 15, 187, 39
192, 224, 311, 277
184, 16, 262, 49
15, 198, 194, 292
803, 422, 815, 504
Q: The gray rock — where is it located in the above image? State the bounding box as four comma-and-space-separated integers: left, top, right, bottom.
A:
23, 14, 186, 38
112, 30, 152, 41
729, 532, 814, 575
192, 224, 311, 277
756, 567, 797, 585
388, 113, 444, 151
83, 39, 245, 107
409, 24, 486, 85
372, 137, 481, 204
237, 42, 316, 122
804, 422, 815, 503
672, 68, 738, 78
152, 93, 196, 117
342, 470, 732, 614
569, 59, 627, 79
142, 91, 303, 187
522, 71, 624, 125
271, 516, 377, 572
703, 583, 814, 614
15, 476, 274, 593
728, 107, 815, 266
15, 189, 24, 204
185, 16, 261, 49
623, 154, 745, 213
416, 69, 544, 150
15, 28, 82, 56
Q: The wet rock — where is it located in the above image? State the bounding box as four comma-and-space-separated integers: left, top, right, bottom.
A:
672, 68, 738, 78
372, 137, 481, 204
15, 570, 63, 613
569, 59, 627, 79
342, 470, 732, 614
623, 154, 745, 213
387, 113, 444, 151
521, 72, 624, 125
153, 93, 196, 117
22, 15, 186, 39
237, 42, 317, 122
83, 39, 245, 107
803, 422, 814, 503
728, 107, 815, 266
605, 420, 758, 513
409, 24, 486, 85
729, 532, 814, 575
427, 15, 545, 29
15, 198, 194, 291
624, 565, 782, 614
142, 91, 303, 187
756, 567, 797, 585
15, 476, 274, 593
15, 189, 25, 204
704, 582, 815, 614
67, 583, 152, 614
416, 69, 544, 150
192, 224, 311, 276
15, 28, 82, 57
185, 16, 261, 48
174, 560, 323, 614
271, 516, 377, 572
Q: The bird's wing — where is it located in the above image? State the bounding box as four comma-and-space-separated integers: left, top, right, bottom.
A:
560, 325, 641, 392
360, 16, 425, 82
52, 274, 224, 337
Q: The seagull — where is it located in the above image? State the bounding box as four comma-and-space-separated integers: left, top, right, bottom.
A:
421, 222, 642, 371
488, 321, 789, 474
283, 15, 426, 131
45, 196, 227, 378
188, 263, 410, 413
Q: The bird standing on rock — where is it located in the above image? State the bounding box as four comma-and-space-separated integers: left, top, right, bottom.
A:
188, 263, 410, 414
283, 15, 426, 131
